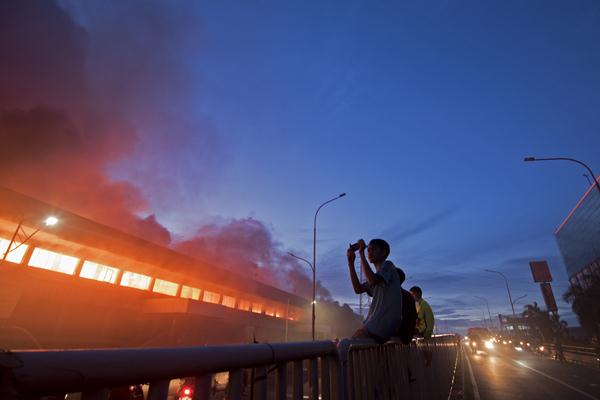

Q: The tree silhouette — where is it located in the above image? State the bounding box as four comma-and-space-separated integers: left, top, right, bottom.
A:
563, 273, 600, 340
522, 302, 566, 342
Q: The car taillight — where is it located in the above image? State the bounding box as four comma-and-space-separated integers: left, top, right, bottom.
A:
183, 388, 192, 396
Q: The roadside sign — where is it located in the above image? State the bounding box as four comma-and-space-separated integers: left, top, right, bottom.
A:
529, 260, 552, 283
540, 282, 558, 312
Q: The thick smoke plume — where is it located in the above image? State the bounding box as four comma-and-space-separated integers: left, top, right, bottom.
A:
0, 0, 338, 303
176, 217, 332, 299
0, 0, 171, 244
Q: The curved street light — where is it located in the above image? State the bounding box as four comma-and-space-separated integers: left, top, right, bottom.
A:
1, 216, 59, 266
287, 252, 314, 340
484, 269, 516, 317
524, 156, 600, 194
287, 252, 313, 274
513, 294, 528, 306
312, 193, 346, 341
583, 174, 593, 187
474, 296, 493, 328
476, 307, 488, 329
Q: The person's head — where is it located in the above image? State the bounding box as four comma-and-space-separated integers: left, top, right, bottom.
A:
410, 286, 422, 301
367, 238, 390, 263
395, 267, 406, 285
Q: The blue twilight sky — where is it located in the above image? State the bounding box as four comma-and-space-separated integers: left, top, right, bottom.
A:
59, 0, 600, 330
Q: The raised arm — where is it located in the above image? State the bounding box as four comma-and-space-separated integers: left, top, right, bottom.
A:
347, 247, 368, 294
358, 239, 383, 286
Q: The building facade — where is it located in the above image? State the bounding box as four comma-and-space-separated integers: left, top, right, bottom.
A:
0, 186, 324, 349
555, 180, 600, 287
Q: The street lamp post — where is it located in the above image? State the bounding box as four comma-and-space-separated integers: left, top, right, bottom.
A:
312, 193, 346, 341
512, 294, 528, 307
524, 156, 600, 194
474, 296, 493, 328
287, 252, 314, 339
478, 308, 488, 329
1, 216, 59, 266
583, 174, 593, 187
484, 269, 516, 317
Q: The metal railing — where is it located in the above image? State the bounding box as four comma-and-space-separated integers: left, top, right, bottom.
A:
341, 335, 460, 400
0, 335, 460, 400
543, 343, 600, 368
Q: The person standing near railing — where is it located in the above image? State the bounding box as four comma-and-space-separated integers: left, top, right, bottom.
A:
346, 238, 403, 344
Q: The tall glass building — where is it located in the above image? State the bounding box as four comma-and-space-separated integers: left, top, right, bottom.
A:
555, 180, 600, 287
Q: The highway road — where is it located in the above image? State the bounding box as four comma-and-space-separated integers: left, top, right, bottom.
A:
464, 344, 600, 400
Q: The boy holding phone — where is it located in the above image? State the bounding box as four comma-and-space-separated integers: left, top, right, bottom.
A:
347, 238, 403, 343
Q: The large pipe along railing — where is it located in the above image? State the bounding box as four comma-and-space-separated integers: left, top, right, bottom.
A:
0, 335, 460, 400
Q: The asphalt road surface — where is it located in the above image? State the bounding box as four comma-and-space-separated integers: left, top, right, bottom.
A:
464, 344, 600, 400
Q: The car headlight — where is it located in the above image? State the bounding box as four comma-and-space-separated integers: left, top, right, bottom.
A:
484, 340, 494, 349
471, 341, 477, 347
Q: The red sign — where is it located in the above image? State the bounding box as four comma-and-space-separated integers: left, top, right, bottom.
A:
540, 282, 558, 312
529, 261, 552, 283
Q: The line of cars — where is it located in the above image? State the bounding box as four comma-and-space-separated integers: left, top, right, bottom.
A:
464, 327, 546, 356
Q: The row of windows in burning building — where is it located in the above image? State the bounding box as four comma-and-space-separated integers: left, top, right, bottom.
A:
0, 237, 297, 320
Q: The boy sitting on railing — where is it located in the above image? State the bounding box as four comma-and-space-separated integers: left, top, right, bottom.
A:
346, 238, 403, 344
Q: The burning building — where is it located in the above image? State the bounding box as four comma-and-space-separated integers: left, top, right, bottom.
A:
0, 186, 319, 349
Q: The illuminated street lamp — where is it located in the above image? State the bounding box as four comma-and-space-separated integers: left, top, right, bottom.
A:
312, 193, 346, 341
484, 269, 516, 317
44, 216, 59, 226
524, 156, 600, 194
1, 216, 59, 266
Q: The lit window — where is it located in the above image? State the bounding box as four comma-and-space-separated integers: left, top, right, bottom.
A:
222, 295, 236, 308
120, 271, 151, 290
153, 279, 179, 296
251, 303, 263, 314
203, 290, 220, 304
238, 300, 250, 311
79, 261, 119, 283
28, 248, 79, 275
181, 285, 200, 300
0, 238, 29, 264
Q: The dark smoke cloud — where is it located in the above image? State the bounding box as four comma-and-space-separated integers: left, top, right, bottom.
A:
0, 0, 171, 244
176, 218, 332, 299
0, 0, 339, 305
66, 0, 225, 216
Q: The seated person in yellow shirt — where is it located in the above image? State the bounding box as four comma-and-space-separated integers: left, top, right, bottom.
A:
410, 286, 435, 339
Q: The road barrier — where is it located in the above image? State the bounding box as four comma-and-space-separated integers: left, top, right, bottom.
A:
0, 334, 460, 400
544, 343, 600, 368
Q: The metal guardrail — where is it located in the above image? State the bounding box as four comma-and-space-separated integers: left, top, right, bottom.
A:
0, 335, 460, 400
340, 335, 460, 400
544, 343, 600, 368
